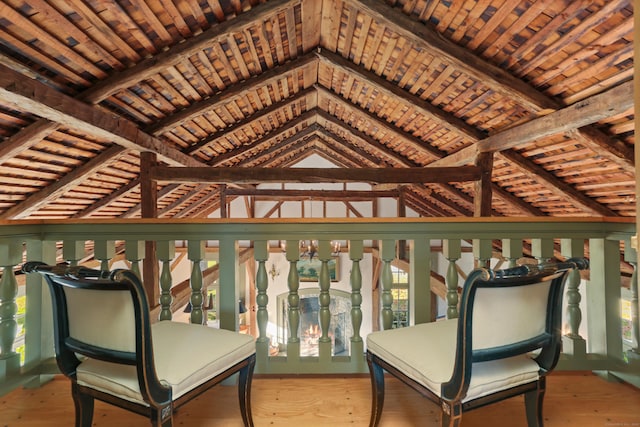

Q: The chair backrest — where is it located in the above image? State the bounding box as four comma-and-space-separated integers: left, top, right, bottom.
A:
22, 261, 170, 404
442, 258, 588, 400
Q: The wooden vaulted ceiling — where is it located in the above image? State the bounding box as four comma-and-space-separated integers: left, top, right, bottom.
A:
0, 0, 634, 220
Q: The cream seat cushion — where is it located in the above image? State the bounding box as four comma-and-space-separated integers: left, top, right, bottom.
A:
76, 321, 256, 405
366, 319, 540, 402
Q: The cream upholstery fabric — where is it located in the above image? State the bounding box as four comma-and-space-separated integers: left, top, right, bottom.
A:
64, 287, 137, 352
76, 321, 256, 404
366, 320, 540, 402
472, 282, 550, 350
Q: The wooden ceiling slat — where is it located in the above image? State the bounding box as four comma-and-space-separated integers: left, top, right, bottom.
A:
0, 0, 633, 219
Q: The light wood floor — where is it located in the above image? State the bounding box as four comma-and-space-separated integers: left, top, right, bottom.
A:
1, 372, 638, 426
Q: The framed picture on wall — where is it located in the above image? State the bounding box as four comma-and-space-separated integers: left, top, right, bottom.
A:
297, 257, 339, 282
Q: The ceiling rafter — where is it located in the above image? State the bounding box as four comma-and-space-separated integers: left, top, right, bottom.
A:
429, 80, 634, 168
145, 53, 318, 136
498, 150, 618, 217
73, 178, 141, 218
349, 0, 633, 171
347, 0, 557, 112
79, 0, 303, 104
209, 111, 318, 166
0, 64, 204, 168
184, 87, 316, 156
0, 145, 126, 219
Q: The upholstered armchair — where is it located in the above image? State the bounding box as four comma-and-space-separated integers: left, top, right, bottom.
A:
366, 258, 588, 427
23, 261, 256, 427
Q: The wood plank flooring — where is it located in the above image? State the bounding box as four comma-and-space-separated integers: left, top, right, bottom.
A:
1, 372, 638, 426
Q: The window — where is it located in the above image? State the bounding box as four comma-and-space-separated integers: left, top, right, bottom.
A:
391, 266, 409, 328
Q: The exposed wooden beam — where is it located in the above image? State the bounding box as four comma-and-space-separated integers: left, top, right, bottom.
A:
79, 0, 302, 103
316, 110, 412, 166
209, 110, 317, 166
0, 145, 126, 219
145, 53, 318, 136
490, 184, 545, 216
474, 152, 494, 217
0, 119, 58, 163
150, 166, 482, 184
236, 126, 320, 167
315, 128, 384, 166
498, 150, 619, 217
316, 49, 484, 142
224, 188, 399, 200
0, 64, 204, 167
73, 178, 140, 219
348, 0, 558, 112
316, 84, 447, 160
429, 80, 634, 168
185, 87, 316, 155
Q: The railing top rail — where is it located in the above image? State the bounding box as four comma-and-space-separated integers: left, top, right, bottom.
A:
0, 217, 634, 242
0, 216, 635, 226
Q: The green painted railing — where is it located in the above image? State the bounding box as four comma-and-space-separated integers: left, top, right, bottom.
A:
0, 217, 638, 394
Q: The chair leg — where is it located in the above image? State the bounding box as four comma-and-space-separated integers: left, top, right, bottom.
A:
70, 383, 94, 427
524, 377, 546, 427
150, 404, 173, 427
367, 356, 385, 427
238, 355, 256, 427
440, 401, 462, 427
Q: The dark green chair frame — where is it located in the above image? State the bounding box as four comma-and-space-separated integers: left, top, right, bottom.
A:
23, 261, 256, 427
367, 258, 588, 427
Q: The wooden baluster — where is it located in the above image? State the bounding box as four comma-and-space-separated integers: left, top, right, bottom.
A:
531, 238, 553, 265
473, 238, 491, 269
157, 241, 175, 321
0, 239, 22, 379
380, 239, 395, 330
561, 239, 586, 357
443, 239, 461, 319
64, 240, 85, 266
318, 240, 332, 361
94, 240, 114, 272
125, 240, 145, 281
624, 240, 639, 360
349, 240, 365, 370
188, 240, 205, 325
285, 239, 301, 360
502, 239, 522, 268
254, 240, 269, 370
350, 240, 363, 344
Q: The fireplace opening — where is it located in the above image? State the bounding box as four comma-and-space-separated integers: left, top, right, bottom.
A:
277, 289, 352, 357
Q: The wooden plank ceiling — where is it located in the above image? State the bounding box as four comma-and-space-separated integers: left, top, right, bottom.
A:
0, 0, 634, 220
